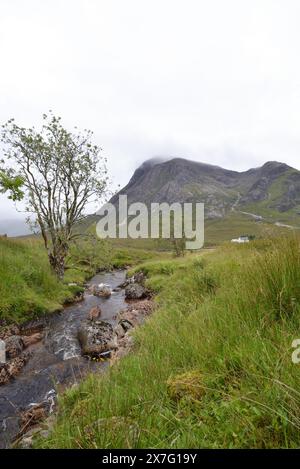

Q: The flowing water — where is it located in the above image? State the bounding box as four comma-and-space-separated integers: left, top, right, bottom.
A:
0, 270, 126, 448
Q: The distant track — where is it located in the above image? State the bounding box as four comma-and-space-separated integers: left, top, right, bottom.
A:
230, 195, 299, 230
239, 210, 299, 230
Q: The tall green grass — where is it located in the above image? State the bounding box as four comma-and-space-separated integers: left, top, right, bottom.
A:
37, 235, 300, 448
0, 237, 74, 323
0, 236, 157, 323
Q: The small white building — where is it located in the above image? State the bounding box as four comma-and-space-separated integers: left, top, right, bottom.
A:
231, 236, 250, 244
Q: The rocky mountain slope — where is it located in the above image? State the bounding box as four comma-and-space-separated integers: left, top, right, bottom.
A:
110, 158, 300, 224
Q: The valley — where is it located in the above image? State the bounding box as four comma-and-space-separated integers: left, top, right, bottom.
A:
1, 157, 300, 449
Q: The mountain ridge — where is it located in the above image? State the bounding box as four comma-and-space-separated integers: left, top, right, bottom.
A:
110, 157, 300, 224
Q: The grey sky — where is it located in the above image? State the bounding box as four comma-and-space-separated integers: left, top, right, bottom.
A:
1, 0, 300, 231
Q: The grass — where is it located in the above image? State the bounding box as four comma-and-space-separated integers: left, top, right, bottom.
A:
204, 211, 292, 245
0, 236, 157, 324
36, 234, 300, 448
0, 237, 73, 323
101, 212, 291, 249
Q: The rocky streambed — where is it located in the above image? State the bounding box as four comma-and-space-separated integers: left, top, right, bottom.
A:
0, 270, 153, 448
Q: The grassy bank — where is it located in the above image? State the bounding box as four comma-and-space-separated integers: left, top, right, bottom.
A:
0, 236, 156, 324
37, 235, 300, 448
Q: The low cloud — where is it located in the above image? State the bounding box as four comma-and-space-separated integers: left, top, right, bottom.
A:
1, 0, 300, 228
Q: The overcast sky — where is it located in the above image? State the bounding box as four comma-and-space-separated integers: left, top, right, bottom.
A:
1, 0, 300, 230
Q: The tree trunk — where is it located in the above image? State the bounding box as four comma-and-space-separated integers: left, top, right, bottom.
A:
49, 251, 66, 280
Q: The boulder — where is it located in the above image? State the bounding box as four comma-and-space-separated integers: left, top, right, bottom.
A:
110, 335, 135, 365
118, 271, 145, 289
88, 305, 102, 321
89, 283, 112, 298
118, 277, 134, 289
133, 271, 145, 284
125, 283, 148, 300
113, 300, 154, 340
22, 332, 43, 348
96, 284, 112, 298
5, 335, 24, 359
114, 319, 134, 339
18, 397, 55, 441
0, 352, 30, 385
77, 320, 116, 357
7, 353, 30, 376
0, 324, 20, 341
17, 414, 56, 448
73, 291, 85, 302
20, 403, 48, 429
110, 300, 155, 365
0, 363, 10, 385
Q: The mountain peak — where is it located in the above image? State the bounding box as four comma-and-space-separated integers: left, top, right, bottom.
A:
261, 160, 290, 171
258, 161, 291, 178
110, 157, 300, 221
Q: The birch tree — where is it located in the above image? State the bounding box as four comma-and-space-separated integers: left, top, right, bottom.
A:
0, 112, 108, 279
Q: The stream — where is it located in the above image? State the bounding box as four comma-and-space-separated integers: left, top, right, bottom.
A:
0, 270, 126, 449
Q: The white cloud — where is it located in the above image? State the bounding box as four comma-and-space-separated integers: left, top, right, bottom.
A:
1, 0, 300, 226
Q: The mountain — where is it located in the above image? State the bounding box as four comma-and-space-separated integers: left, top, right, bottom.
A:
110, 158, 300, 225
